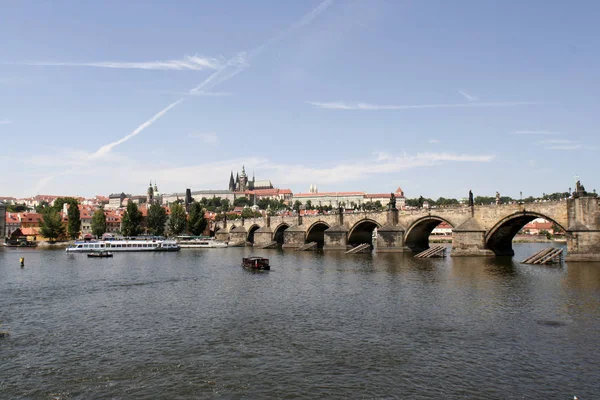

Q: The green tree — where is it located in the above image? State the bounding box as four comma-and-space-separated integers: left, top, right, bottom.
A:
67, 202, 81, 239
91, 208, 107, 238
121, 202, 143, 236
168, 203, 187, 235
39, 208, 66, 241
305, 200, 313, 210
52, 197, 78, 212
234, 197, 250, 207
34, 200, 50, 213
221, 198, 231, 212
147, 203, 168, 236
188, 201, 208, 236
8, 203, 28, 212
293, 200, 302, 212
241, 207, 257, 219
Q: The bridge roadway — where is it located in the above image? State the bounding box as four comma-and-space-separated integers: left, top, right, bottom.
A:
214, 194, 600, 261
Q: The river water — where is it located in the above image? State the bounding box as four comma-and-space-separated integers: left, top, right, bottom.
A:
0, 243, 598, 399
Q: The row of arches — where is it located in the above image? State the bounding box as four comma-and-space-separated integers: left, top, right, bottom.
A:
219, 212, 567, 256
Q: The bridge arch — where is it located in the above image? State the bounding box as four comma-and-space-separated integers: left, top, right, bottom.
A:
348, 219, 381, 248
228, 224, 237, 232
273, 223, 290, 245
405, 216, 454, 253
306, 221, 330, 248
246, 224, 260, 244
485, 211, 567, 256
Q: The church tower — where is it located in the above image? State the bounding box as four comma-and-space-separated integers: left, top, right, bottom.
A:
239, 165, 248, 191
147, 180, 154, 204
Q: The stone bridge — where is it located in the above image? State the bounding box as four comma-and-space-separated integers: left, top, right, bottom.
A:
214, 195, 600, 261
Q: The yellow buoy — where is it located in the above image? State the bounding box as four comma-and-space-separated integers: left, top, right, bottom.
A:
20, 257, 24, 267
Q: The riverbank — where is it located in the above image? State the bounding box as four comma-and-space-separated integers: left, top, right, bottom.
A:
36, 241, 71, 249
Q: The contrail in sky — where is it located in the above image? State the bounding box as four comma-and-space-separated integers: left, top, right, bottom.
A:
190, 0, 334, 94
97, 0, 335, 156
90, 98, 184, 159
14, 55, 222, 71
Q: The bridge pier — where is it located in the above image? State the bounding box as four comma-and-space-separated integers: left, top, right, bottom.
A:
323, 225, 348, 250
282, 225, 306, 249
376, 210, 410, 252
253, 226, 274, 247
565, 195, 600, 261
451, 218, 494, 257
229, 226, 247, 245
215, 230, 229, 243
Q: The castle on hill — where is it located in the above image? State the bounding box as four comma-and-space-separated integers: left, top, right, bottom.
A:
228, 166, 273, 192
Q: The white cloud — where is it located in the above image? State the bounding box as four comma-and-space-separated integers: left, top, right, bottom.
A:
511, 130, 560, 135
308, 101, 535, 110
25, 149, 495, 196
19, 55, 223, 71
372, 151, 391, 161
458, 90, 478, 102
544, 144, 583, 151
540, 139, 573, 144
189, 132, 219, 144
0, 119, 11, 124
428, 139, 440, 144
536, 138, 592, 151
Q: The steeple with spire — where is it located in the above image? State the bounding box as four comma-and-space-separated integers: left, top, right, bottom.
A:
228, 171, 235, 191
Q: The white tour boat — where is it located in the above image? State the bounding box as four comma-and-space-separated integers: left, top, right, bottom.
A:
176, 236, 228, 248
66, 237, 180, 253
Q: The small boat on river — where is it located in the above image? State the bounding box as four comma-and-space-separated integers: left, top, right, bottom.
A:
87, 251, 113, 258
241, 256, 270, 271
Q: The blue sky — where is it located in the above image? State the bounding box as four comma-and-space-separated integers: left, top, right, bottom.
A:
1, 0, 599, 199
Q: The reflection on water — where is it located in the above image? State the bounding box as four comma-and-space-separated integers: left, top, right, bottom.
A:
0, 243, 599, 399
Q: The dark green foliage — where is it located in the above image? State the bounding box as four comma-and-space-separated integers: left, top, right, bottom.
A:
198, 197, 231, 212
91, 209, 107, 238
34, 200, 50, 213
233, 197, 251, 207
168, 203, 187, 235
121, 202, 143, 236
188, 202, 208, 236
147, 204, 168, 236
67, 202, 81, 239
293, 200, 302, 212
39, 208, 66, 241
52, 197, 78, 212
7, 203, 27, 212
256, 198, 287, 211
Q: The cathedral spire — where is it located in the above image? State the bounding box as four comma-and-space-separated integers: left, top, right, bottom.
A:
229, 171, 235, 191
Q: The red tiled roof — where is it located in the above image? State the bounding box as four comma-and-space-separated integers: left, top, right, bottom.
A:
524, 221, 553, 230
364, 193, 393, 198
18, 213, 42, 223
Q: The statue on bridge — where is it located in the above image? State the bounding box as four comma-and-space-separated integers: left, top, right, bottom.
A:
496, 191, 500, 205
468, 190, 474, 207
573, 180, 596, 198
388, 192, 397, 210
